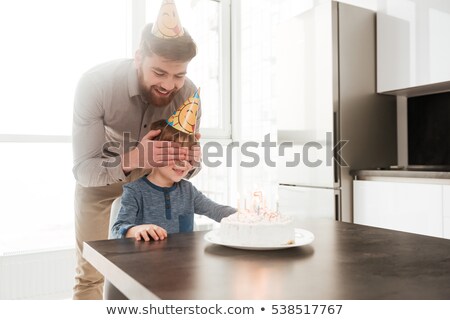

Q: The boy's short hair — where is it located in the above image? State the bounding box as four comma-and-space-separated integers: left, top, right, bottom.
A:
150, 119, 196, 147
139, 23, 197, 62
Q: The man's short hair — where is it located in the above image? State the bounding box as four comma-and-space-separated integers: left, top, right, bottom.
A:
139, 23, 197, 62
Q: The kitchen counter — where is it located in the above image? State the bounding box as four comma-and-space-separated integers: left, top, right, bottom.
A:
352, 169, 450, 182
83, 218, 450, 299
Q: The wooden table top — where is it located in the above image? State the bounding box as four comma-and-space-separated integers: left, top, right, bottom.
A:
83, 219, 450, 299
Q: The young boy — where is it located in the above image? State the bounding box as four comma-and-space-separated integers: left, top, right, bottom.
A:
111, 119, 236, 240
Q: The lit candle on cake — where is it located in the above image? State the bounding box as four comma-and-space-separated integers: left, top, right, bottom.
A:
242, 189, 248, 213
275, 194, 279, 213
253, 191, 262, 214
236, 192, 240, 211
236, 192, 241, 219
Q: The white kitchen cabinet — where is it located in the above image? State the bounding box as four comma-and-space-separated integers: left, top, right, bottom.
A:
443, 186, 450, 239
354, 180, 443, 237
377, 0, 450, 93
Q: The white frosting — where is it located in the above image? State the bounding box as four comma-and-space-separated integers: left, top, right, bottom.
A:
219, 210, 295, 246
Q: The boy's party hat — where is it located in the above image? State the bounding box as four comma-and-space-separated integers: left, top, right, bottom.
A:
167, 88, 200, 134
151, 0, 185, 38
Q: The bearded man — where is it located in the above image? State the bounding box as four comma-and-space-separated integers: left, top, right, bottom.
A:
72, 5, 200, 299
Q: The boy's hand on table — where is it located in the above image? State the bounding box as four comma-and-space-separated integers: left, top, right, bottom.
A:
126, 224, 168, 241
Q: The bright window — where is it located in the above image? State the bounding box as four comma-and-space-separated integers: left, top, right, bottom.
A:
0, 143, 74, 253
0, 0, 131, 254
233, 0, 315, 202
0, 0, 130, 136
0, 0, 231, 254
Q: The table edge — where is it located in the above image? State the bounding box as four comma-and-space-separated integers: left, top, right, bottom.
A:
83, 241, 160, 300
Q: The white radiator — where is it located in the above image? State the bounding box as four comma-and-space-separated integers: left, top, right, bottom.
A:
0, 248, 75, 299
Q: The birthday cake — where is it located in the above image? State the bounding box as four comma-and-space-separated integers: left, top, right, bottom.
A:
219, 192, 295, 246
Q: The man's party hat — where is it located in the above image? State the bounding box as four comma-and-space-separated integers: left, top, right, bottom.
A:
151, 0, 185, 39
167, 89, 200, 134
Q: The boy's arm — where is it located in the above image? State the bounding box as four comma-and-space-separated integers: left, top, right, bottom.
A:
192, 185, 236, 222
110, 186, 140, 239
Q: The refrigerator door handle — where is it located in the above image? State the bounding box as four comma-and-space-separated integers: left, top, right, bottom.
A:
333, 111, 340, 187
334, 191, 341, 221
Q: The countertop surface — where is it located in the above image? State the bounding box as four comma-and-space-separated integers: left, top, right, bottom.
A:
352, 169, 450, 180
84, 219, 450, 299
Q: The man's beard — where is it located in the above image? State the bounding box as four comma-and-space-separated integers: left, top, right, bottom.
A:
137, 68, 178, 107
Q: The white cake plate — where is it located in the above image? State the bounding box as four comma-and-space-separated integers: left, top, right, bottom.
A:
204, 228, 314, 251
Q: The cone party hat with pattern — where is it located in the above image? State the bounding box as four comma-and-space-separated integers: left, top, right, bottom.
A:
166, 88, 200, 134
151, 0, 185, 39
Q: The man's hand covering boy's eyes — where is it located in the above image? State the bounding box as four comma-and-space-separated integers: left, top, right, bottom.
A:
122, 129, 190, 172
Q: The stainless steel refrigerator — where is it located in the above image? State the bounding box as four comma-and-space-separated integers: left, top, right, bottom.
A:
275, 2, 397, 223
